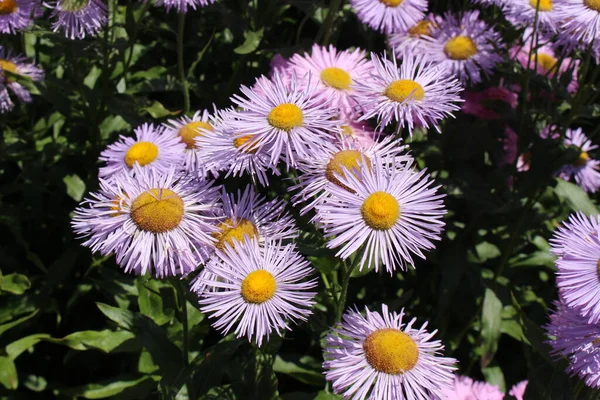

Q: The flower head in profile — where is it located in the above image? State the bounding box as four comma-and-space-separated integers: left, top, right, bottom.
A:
72, 165, 221, 277
389, 17, 435, 54
163, 109, 215, 174
316, 157, 446, 274
198, 239, 317, 347
354, 52, 463, 136
99, 123, 186, 178
154, 0, 215, 12
291, 135, 410, 220
545, 301, 600, 389
0, 0, 40, 34
422, 10, 504, 85
46, 0, 108, 39
557, 0, 600, 46
557, 128, 600, 193
0, 47, 44, 113
324, 304, 456, 399
229, 73, 339, 168
349, 0, 427, 34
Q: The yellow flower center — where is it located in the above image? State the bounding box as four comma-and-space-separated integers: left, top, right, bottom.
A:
241, 270, 277, 304
233, 135, 258, 154
0, 59, 19, 83
341, 125, 354, 136
0, 0, 17, 15
124, 141, 159, 168
267, 103, 303, 131
534, 53, 557, 71
444, 36, 478, 60
213, 218, 259, 250
179, 121, 213, 149
529, 0, 552, 11
361, 191, 400, 230
574, 151, 589, 167
325, 150, 371, 191
384, 80, 425, 102
408, 20, 432, 36
320, 67, 352, 90
363, 328, 419, 374
586, 0, 600, 11
130, 189, 184, 233
379, 0, 403, 7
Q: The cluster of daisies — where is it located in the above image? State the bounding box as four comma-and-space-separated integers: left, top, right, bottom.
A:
545, 212, 600, 389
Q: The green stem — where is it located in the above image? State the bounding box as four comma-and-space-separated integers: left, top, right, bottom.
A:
335, 246, 364, 322
318, 0, 343, 45
177, 12, 190, 114
175, 280, 194, 400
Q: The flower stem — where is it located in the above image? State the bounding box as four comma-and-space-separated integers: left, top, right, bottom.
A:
318, 0, 343, 45
175, 280, 194, 400
177, 12, 190, 114
335, 246, 364, 322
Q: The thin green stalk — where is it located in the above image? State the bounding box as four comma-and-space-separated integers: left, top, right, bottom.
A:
177, 12, 190, 114
335, 246, 365, 322
175, 280, 194, 400
317, 0, 343, 45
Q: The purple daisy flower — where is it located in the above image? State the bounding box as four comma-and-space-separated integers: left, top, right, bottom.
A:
99, 122, 186, 179
291, 135, 410, 220
557, 0, 600, 46
197, 238, 317, 347
72, 165, 222, 277
316, 156, 446, 274
163, 109, 216, 175
388, 16, 434, 55
354, 52, 463, 136
194, 108, 280, 186
546, 301, 600, 389
558, 128, 600, 193
349, 0, 428, 34
323, 304, 456, 400
286, 44, 374, 118
470, 0, 505, 7
0, 0, 40, 34
550, 212, 600, 257
421, 11, 504, 85
437, 375, 504, 400
154, 0, 215, 12
503, 0, 566, 32
46, 0, 108, 40
0, 47, 44, 113
229, 72, 340, 169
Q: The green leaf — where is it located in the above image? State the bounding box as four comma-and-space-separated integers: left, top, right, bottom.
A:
47, 330, 138, 353
481, 288, 502, 368
136, 278, 174, 326
63, 174, 86, 202
0, 310, 38, 336
234, 29, 264, 54
96, 303, 135, 330
554, 178, 599, 215
0, 356, 18, 389
59, 376, 156, 399
314, 391, 343, 400
0, 273, 31, 295
6, 333, 50, 360
138, 350, 159, 374
273, 354, 325, 386
144, 100, 180, 119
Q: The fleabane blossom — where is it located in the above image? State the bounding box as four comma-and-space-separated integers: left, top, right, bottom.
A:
316, 156, 446, 274
389, 17, 434, 54
324, 304, 456, 400
349, 0, 428, 34
46, 0, 108, 39
0, 47, 44, 113
557, 0, 600, 46
557, 128, 600, 193
354, 52, 463, 136
504, 0, 566, 32
437, 375, 529, 399
0, 0, 40, 34
229, 73, 340, 168
154, 0, 215, 12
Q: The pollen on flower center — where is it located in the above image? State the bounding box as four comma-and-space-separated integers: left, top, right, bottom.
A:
363, 328, 419, 374
0, 0, 17, 14
213, 218, 259, 249
408, 20, 432, 36
320, 67, 352, 90
444, 36, 478, 60
361, 191, 400, 230
529, 0, 552, 11
384, 80, 425, 102
233, 135, 258, 154
586, 0, 600, 11
574, 151, 589, 167
179, 121, 213, 149
124, 141, 159, 168
325, 150, 371, 191
534, 53, 557, 71
131, 189, 184, 233
267, 103, 304, 131
241, 270, 277, 304
0, 59, 19, 82
379, 0, 403, 7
